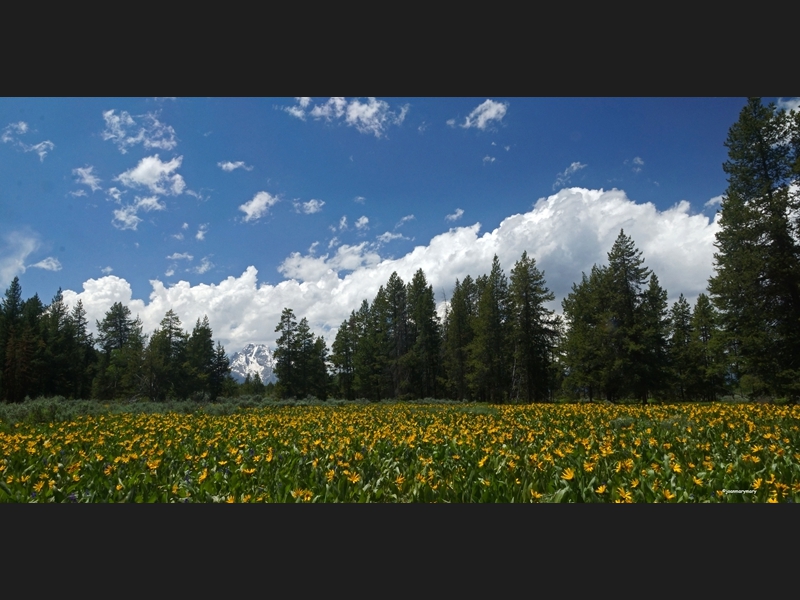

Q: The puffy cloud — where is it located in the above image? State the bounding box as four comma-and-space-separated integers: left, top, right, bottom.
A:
116, 155, 185, 196
193, 257, 214, 274
294, 199, 325, 214
338, 216, 348, 231
69, 190, 87, 197
355, 216, 369, 230
279, 243, 382, 282
777, 97, 800, 112
135, 196, 166, 212
704, 195, 724, 209
2, 121, 28, 142
182, 222, 189, 230
553, 162, 587, 190
101, 266, 113, 275
445, 208, 464, 222
112, 196, 165, 230
29, 257, 62, 271
354, 196, 366, 204
73, 166, 102, 192
459, 99, 508, 130
164, 268, 174, 277
196, 224, 209, 240
62, 188, 720, 352
167, 252, 193, 261
240, 191, 279, 222
112, 206, 141, 231
102, 110, 177, 154
345, 98, 409, 138
285, 97, 408, 138
0, 231, 39, 286
218, 160, 253, 172
310, 97, 347, 120
483, 155, 496, 165
107, 187, 124, 203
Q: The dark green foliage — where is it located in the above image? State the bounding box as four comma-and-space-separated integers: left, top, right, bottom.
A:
406, 269, 441, 399
561, 231, 668, 403
442, 276, 477, 401
708, 98, 800, 399
331, 312, 357, 400
668, 294, 694, 401
508, 251, 560, 402
468, 255, 511, 403
274, 308, 330, 400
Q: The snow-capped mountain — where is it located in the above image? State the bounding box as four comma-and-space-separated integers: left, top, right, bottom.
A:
228, 343, 277, 384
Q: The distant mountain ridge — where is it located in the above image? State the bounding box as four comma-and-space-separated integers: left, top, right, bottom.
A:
228, 343, 277, 384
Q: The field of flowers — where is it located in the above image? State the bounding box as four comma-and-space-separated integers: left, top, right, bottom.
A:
1, 402, 798, 502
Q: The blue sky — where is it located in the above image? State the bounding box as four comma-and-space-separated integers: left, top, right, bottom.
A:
2, 97, 797, 353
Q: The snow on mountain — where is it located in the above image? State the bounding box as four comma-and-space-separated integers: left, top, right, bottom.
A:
228, 343, 277, 384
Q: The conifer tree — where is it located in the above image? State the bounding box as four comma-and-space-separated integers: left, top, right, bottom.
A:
274, 307, 299, 399
668, 294, 694, 401
406, 269, 441, 399
443, 276, 477, 401
331, 312, 357, 400
708, 98, 800, 399
469, 255, 510, 403
508, 251, 559, 403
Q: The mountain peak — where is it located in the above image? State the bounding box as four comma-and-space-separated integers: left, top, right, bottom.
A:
229, 343, 277, 384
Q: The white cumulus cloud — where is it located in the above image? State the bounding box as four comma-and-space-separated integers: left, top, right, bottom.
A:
61, 188, 721, 353
193, 257, 214, 274
102, 110, 177, 154
285, 97, 408, 138
460, 99, 508, 130
111, 196, 165, 230
218, 160, 253, 172
446, 208, 464, 222
167, 252, 193, 261
196, 224, 209, 240
355, 216, 369, 230
294, 199, 325, 214
116, 155, 186, 196
239, 191, 279, 222
73, 166, 102, 192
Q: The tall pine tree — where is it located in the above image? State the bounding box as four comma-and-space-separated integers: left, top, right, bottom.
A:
708, 98, 800, 399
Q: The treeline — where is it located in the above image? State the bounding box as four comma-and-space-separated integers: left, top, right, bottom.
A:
277, 98, 800, 404
276, 235, 725, 404
0, 285, 234, 403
